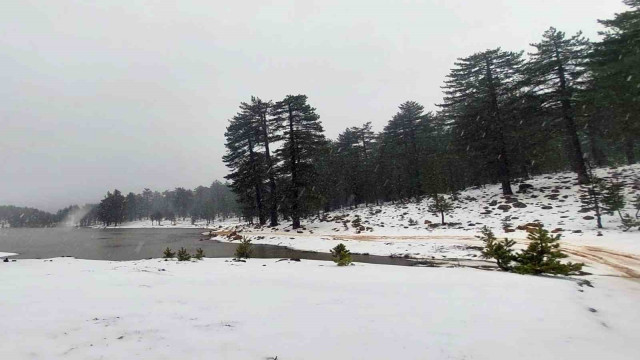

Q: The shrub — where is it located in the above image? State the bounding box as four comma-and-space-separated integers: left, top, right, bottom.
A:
514, 228, 583, 275
163, 247, 176, 259
194, 248, 205, 260
330, 243, 352, 266
478, 226, 516, 271
479, 226, 583, 276
234, 237, 253, 259
177, 247, 191, 261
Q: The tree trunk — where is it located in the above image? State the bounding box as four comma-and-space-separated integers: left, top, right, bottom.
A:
258, 107, 279, 227
484, 56, 513, 196
288, 105, 301, 229
624, 137, 636, 165
248, 138, 266, 226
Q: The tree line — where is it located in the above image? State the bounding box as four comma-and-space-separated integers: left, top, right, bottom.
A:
223, 1, 639, 228
86, 181, 238, 227
1, 181, 239, 228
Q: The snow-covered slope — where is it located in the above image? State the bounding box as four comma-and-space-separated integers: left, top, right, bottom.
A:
2, 257, 639, 360
215, 165, 640, 276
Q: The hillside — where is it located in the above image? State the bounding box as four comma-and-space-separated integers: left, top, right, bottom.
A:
215, 164, 640, 277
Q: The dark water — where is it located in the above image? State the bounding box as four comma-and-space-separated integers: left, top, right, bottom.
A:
0, 227, 415, 266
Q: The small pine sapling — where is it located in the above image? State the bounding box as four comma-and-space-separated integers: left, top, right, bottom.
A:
330, 243, 352, 266
601, 181, 626, 220
428, 194, 454, 225
632, 194, 640, 219
579, 173, 605, 228
478, 226, 516, 271
163, 247, 176, 259
514, 228, 583, 276
234, 237, 253, 259
620, 213, 640, 231
194, 248, 205, 260
177, 247, 191, 261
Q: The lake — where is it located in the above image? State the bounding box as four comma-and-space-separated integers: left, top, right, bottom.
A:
0, 227, 416, 266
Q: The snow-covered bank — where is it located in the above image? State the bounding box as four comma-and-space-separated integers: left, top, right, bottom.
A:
2, 257, 639, 360
212, 164, 640, 277
0, 251, 17, 258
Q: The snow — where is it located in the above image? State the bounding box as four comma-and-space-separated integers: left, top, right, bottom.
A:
211, 164, 640, 277
0, 251, 17, 257
2, 257, 639, 359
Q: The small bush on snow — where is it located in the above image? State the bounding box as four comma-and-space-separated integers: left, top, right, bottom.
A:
234, 237, 253, 259
177, 247, 191, 261
479, 226, 583, 276
331, 243, 352, 266
194, 248, 205, 260
163, 247, 176, 259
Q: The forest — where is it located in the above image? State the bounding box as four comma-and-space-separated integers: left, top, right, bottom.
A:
223, 2, 639, 228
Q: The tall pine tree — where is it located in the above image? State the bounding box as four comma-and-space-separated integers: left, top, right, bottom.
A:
527, 27, 591, 183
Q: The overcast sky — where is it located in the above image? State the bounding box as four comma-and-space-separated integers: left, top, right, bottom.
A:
0, 0, 626, 211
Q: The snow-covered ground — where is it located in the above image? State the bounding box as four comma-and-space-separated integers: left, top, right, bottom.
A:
212, 164, 640, 277
2, 257, 639, 360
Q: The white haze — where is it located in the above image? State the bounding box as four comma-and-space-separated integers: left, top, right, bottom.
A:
0, 0, 626, 211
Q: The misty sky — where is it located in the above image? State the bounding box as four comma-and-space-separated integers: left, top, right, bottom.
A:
1, 0, 626, 211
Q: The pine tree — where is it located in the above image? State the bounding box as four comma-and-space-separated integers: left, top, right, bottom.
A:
514, 228, 583, 275
427, 194, 454, 225
590, 1, 640, 164
441, 48, 526, 195
579, 167, 606, 228
241, 97, 280, 226
271, 95, 326, 229
527, 27, 591, 183
223, 109, 267, 225
379, 101, 425, 199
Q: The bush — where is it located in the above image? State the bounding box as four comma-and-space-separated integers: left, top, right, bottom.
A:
234, 237, 253, 259
479, 226, 583, 276
514, 228, 583, 275
177, 247, 191, 261
478, 226, 516, 271
330, 243, 352, 266
163, 247, 176, 259
194, 248, 205, 260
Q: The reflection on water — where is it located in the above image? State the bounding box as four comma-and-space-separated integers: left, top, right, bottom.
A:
0, 227, 415, 266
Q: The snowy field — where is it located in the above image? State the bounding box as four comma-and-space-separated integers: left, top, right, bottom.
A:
2, 257, 640, 360
2, 165, 638, 359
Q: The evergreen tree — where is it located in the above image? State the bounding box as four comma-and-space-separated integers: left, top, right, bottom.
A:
427, 194, 454, 225
223, 109, 267, 225
242, 96, 280, 226
271, 95, 326, 228
379, 101, 425, 199
514, 228, 583, 275
590, 0, 640, 164
441, 48, 526, 195
527, 27, 591, 183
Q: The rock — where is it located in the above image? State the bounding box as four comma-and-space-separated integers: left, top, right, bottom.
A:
583, 216, 595, 220
518, 183, 534, 192
551, 228, 563, 233
489, 200, 498, 206
578, 208, 590, 213
424, 220, 432, 225
504, 197, 519, 204
497, 204, 511, 211
504, 228, 516, 233
597, 232, 603, 237
572, 230, 583, 233
512, 202, 527, 208
541, 206, 553, 210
